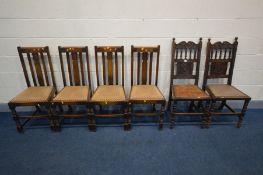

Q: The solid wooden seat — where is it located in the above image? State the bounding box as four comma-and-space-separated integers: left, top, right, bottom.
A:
10, 87, 54, 105
173, 85, 209, 100
130, 85, 164, 101
8, 46, 57, 132
207, 84, 250, 99
53, 86, 89, 103
129, 45, 165, 129
92, 85, 126, 102
203, 38, 251, 128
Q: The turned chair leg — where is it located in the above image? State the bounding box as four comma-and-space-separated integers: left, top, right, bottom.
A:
204, 100, 211, 128
50, 104, 62, 132
170, 101, 177, 129
188, 101, 194, 112
159, 103, 165, 130
47, 104, 56, 131
88, 107, 96, 132
10, 107, 23, 133
124, 104, 132, 131
237, 99, 250, 128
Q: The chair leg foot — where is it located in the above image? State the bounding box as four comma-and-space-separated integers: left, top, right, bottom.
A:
236, 115, 243, 128
170, 116, 175, 129
16, 125, 24, 133
159, 123, 163, 130
124, 124, 131, 131
207, 115, 211, 128
159, 115, 164, 130
88, 125, 96, 132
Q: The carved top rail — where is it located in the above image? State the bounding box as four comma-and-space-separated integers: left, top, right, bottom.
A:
203, 37, 238, 89
170, 38, 202, 85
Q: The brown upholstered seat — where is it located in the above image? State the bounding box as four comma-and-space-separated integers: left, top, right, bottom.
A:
130, 85, 165, 101
173, 85, 209, 100
53, 86, 89, 103
10, 86, 54, 104
207, 84, 250, 99
91, 85, 126, 102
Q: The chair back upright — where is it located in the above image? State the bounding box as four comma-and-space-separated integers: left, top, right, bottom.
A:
17, 46, 57, 91
94, 46, 125, 87
131, 45, 160, 86
202, 37, 238, 90
58, 46, 91, 90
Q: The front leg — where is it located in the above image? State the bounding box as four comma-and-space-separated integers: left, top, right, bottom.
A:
237, 99, 250, 128
159, 102, 165, 130
10, 106, 23, 133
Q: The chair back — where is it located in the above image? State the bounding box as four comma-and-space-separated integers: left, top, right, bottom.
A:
203, 37, 238, 90
94, 46, 125, 86
58, 46, 91, 89
131, 45, 160, 86
17, 46, 57, 90
170, 38, 202, 85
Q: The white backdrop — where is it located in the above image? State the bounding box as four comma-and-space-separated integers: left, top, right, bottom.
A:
0, 0, 263, 104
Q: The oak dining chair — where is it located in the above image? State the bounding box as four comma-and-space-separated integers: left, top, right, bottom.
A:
203, 38, 251, 128
129, 45, 165, 129
51, 46, 92, 131
168, 38, 210, 128
89, 46, 128, 131
8, 46, 57, 132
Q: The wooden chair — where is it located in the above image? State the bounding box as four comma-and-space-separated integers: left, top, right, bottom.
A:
90, 46, 128, 131
168, 38, 210, 128
203, 37, 251, 128
129, 45, 165, 129
8, 46, 57, 132
51, 46, 92, 131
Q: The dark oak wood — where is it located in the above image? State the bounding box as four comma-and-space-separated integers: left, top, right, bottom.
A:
53, 46, 92, 131
17, 46, 57, 89
131, 46, 160, 86
203, 38, 239, 89
58, 46, 91, 88
8, 46, 57, 132
91, 46, 128, 131
130, 45, 165, 130
203, 38, 251, 128
169, 38, 210, 129
95, 46, 124, 86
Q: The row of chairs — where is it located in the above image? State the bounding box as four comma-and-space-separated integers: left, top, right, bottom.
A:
8, 37, 251, 132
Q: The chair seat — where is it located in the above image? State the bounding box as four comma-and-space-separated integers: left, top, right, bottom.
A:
53, 86, 89, 103
129, 85, 165, 101
207, 84, 250, 99
9, 86, 54, 105
91, 85, 126, 102
173, 85, 209, 100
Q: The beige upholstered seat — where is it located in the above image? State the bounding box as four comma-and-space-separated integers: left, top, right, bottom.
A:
91, 85, 126, 102
53, 86, 89, 103
207, 84, 249, 99
129, 85, 165, 101
173, 85, 209, 100
9, 86, 54, 104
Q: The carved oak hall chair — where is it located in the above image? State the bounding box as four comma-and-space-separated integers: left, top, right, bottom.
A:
52, 46, 91, 131
8, 47, 57, 132
90, 46, 128, 131
203, 38, 251, 128
169, 38, 210, 129
129, 46, 165, 129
